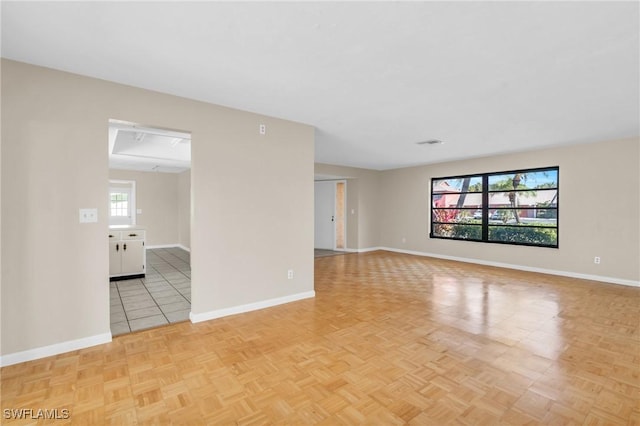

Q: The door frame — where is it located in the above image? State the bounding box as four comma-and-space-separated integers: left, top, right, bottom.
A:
334, 180, 347, 251
108, 119, 192, 333
314, 179, 347, 251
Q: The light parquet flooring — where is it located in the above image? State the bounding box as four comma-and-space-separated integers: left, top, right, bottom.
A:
2, 251, 639, 424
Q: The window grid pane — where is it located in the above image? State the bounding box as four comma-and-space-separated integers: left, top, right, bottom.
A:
430, 167, 558, 248
110, 193, 129, 217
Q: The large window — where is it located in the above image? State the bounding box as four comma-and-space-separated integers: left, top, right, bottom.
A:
431, 167, 558, 248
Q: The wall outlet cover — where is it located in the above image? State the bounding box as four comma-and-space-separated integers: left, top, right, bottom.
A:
79, 208, 98, 223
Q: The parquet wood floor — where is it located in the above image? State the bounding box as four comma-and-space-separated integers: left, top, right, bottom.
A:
2, 251, 639, 425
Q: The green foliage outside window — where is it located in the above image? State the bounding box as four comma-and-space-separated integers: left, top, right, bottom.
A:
431, 167, 559, 248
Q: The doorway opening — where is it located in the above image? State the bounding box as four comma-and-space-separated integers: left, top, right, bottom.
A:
314, 179, 346, 252
108, 119, 192, 335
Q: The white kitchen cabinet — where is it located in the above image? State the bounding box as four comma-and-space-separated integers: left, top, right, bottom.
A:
109, 228, 146, 279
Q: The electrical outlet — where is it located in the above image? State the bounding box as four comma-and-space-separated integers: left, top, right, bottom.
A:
594, 256, 601, 264
287, 269, 294, 280
259, 124, 266, 135
401, 237, 406, 244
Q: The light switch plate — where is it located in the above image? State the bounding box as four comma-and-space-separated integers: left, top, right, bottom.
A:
79, 208, 98, 223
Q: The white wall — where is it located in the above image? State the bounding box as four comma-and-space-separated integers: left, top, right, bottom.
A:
109, 169, 182, 247
316, 139, 640, 285
314, 163, 381, 250
178, 170, 191, 250
0, 55, 3, 359
1, 60, 314, 361
378, 138, 640, 285
2, 58, 636, 365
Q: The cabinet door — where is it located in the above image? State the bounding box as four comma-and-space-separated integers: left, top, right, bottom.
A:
121, 240, 145, 275
109, 241, 122, 276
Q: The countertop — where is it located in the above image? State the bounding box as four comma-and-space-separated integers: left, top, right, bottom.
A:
109, 225, 146, 231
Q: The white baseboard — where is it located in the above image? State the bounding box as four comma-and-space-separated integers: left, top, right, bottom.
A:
344, 247, 383, 253
0, 332, 112, 367
380, 247, 640, 288
190, 290, 316, 324
146, 244, 191, 252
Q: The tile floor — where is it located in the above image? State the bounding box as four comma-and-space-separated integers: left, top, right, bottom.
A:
110, 247, 191, 336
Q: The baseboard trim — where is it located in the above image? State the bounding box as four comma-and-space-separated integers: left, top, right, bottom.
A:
190, 290, 316, 324
0, 332, 112, 367
146, 244, 191, 252
110, 273, 145, 282
380, 247, 640, 288
344, 247, 384, 253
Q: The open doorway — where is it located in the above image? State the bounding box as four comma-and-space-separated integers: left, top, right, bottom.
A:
314, 180, 346, 254
108, 119, 192, 335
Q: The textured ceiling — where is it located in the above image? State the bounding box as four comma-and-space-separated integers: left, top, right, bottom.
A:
2, 1, 638, 170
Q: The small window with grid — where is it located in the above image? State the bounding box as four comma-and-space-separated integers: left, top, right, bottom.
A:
110, 192, 129, 217
109, 180, 136, 226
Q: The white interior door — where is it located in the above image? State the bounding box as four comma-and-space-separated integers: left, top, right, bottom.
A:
314, 181, 335, 249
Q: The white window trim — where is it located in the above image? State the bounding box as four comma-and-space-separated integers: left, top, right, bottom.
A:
109, 179, 136, 226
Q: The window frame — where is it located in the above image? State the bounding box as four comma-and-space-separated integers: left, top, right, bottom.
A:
430, 166, 559, 248
110, 191, 130, 217
109, 180, 137, 226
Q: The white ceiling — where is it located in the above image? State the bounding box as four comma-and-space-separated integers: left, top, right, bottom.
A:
108, 121, 191, 173
2, 2, 638, 170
